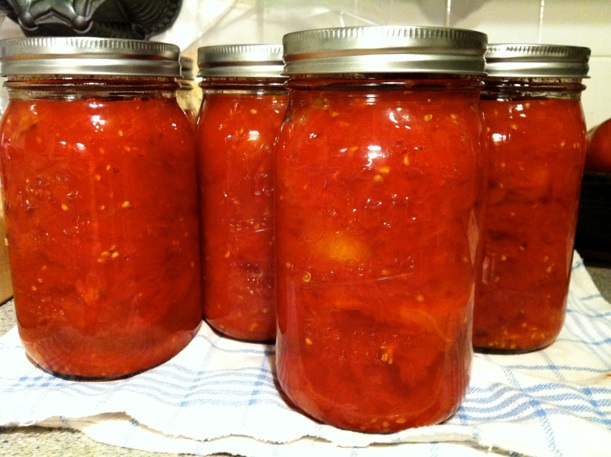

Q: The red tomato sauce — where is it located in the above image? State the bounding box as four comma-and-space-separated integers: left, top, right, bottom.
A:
275, 80, 483, 432
197, 92, 288, 341
474, 98, 587, 352
0, 96, 202, 379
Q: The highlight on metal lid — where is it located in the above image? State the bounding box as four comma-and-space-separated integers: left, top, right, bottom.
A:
0, 36, 182, 77
282, 25, 488, 75
197, 44, 285, 79
485, 43, 591, 78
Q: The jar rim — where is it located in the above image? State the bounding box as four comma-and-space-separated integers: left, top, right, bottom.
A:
282, 25, 487, 76
485, 43, 590, 78
197, 44, 285, 79
0, 37, 181, 77
180, 56, 195, 80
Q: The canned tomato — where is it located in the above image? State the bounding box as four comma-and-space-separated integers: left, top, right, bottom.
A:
275, 26, 487, 432
196, 44, 288, 342
474, 44, 590, 353
0, 37, 202, 379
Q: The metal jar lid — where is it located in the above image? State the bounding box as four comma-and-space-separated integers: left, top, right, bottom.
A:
485, 44, 591, 78
0, 36, 181, 77
282, 25, 488, 75
180, 56, 195, 81
197, 44, 285, 79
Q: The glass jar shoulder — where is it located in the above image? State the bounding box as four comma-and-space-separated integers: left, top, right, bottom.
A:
278, 88, 482, 169
199, 91, 288, 126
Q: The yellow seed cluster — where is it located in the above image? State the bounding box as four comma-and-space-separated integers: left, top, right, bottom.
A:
380, 348, 394, 365
373, 165, 391, 183
97, 245, 120, 264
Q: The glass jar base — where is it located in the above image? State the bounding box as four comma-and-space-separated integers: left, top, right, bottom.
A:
473, 339, 557, 354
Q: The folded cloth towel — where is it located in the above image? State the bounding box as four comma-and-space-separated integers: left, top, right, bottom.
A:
1, 251, 610, 457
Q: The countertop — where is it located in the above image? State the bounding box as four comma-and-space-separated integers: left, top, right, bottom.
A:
1, 261, 610, 457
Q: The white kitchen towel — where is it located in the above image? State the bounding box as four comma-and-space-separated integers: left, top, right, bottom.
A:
1, 251, 610, 457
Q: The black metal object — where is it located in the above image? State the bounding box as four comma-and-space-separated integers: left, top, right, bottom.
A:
0, 0, 182, 39
575, 172, 611, 265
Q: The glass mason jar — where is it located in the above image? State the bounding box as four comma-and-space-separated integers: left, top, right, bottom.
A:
275, 26, 487, 432
197, 44, 288, 342
0, 37, 203, 379
474, 44, 590, 353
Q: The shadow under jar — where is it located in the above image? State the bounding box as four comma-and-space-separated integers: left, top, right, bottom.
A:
474, 44, 590, 354
274, 25, 488, 433
196, 44, 288, 342
0, 37, 203, 380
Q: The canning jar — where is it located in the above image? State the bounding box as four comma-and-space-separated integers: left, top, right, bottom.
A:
275, 26, 487, 432
197, 44, 287, 342
474, 44, 590, 353
0, 37, 202, 379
